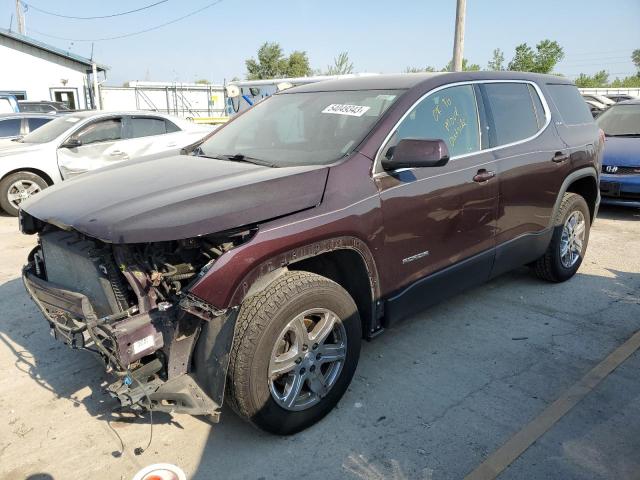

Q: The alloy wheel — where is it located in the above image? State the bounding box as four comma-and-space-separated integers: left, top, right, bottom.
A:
560, 210, 586, 268
7, 180, 41, 209
268, 308, 347, 411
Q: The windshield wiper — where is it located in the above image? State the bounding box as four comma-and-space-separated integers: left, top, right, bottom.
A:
208, 153, 278, 168
605, 133, 640, 137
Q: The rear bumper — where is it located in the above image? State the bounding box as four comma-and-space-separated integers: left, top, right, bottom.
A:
22, 263, 225, 418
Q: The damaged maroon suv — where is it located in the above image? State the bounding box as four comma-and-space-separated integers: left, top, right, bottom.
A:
19, 72, 602, 434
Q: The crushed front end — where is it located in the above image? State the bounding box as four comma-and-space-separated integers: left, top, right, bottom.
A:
21, 222, 250, 421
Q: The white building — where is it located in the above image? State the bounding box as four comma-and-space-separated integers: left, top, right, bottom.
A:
0, 28, 107, 110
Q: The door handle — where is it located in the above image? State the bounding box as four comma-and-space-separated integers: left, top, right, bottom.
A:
166, 142, 177, 147
473, 169, 495, 183
552, 151, 569, 163
110, 150, 126, 156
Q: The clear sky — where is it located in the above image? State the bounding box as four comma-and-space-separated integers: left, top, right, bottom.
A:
3, 0, 639, 85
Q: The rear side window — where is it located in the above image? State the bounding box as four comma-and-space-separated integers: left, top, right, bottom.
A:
129, 117, 168, 138
383, 84, 481, 159
482, 83, 541, 146
547, 84, 593, 125
27, 117, 52, 131
0, 118, 21, 137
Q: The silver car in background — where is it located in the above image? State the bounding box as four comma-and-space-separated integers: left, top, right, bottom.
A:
0, 111, 214, 215
0, 113, 56, 140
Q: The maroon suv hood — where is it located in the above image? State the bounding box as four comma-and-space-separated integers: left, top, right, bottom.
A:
22, 155, 329, 243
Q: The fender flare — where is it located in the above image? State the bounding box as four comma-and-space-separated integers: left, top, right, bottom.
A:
549, 166, 599, 228
228, 235, 382, 332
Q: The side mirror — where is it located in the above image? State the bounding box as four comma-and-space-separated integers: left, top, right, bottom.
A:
381, 138, 449, 171
61, 138, 82, 149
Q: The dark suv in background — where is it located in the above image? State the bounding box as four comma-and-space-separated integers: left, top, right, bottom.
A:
19, 72, 601, 434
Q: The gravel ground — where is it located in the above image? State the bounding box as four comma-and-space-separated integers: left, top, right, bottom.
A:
0, 205, 639, 480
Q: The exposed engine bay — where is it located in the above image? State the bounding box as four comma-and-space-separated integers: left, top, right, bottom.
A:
22, 224, 253, 419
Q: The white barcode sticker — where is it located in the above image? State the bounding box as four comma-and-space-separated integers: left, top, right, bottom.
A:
322, 104, 370, 117
132, 335, 154, 354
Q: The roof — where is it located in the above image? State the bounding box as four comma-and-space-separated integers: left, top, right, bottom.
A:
284, 71, 574, 93
0, 113, 57, 119
0, 28, 108, 71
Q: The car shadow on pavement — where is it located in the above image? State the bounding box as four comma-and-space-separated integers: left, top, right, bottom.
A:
186, 264, 640, 480
0, 277, 182, 441
1, 226, 639, 479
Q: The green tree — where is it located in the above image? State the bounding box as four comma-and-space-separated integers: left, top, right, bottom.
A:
286, 50, 312, 77
443, 58, 481, 72
245, 42, 312, 80
508, 39, 564, 73
487, 48, 505, 71
610, 75, 640, 88
194, 79, 210, 85
327, 52, 354, 75
574, 70, 609, 88
632, 49, 640, 73
404, 65, 436, 73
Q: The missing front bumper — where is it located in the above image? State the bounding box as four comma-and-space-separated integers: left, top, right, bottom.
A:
22, 263, 236, 419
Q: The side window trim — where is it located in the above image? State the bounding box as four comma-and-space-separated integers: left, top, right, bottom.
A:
66, 116, 123, 146
374, 80, 552, 174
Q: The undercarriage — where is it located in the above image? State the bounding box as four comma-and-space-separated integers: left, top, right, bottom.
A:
22, 226, 250, 419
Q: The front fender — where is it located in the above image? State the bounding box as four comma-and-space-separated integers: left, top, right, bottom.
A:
189, 234, 381, 310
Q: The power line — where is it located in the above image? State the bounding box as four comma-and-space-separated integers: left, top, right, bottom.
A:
28, 0, 224, 42
21, 0, 169, 20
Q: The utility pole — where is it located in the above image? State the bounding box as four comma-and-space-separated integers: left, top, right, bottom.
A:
15, 0, 25, 34
452, 0, 466, 72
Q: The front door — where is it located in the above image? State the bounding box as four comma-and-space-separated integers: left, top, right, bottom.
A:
374, 84, 498, 320
57, 116, 126, 178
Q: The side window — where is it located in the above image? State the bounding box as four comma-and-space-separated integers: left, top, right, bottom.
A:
482, 83, 541, 146
165, 120, 180, 133
27, 117, 52, 132
129, 117, 167, 138
382, 84, 480, 161
547, 84, 593, 125
75, 118, 122, 145
0, 119, 22, 137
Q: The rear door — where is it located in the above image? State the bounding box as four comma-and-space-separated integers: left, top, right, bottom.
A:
375, 83, 498, 313
56, 116, 125, 179
121, 115, 184, 159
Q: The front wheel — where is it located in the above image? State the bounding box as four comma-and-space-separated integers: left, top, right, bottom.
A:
0, 171, 48, 216
533, 192, 591, 282
226, 271, 361, 434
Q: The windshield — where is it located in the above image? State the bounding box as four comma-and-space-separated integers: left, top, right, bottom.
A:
199, 89, 403, 166
20, 115, 83, 143
596, 104, 640, 136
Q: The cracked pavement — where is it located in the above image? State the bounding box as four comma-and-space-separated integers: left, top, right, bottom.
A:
0, 206, 639, 480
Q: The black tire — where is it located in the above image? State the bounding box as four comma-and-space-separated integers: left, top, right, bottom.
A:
533, 192, 591, 282
227, 271, 361, 435
0, 171, 48, 216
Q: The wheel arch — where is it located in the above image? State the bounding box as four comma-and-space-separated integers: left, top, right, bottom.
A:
552, 167, 599, 224
229, 236, 382, 338
1, 167, 54, 186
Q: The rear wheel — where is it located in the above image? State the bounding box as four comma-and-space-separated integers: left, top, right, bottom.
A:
0, 171, 48, 216
533, 192, 591, 282
227, 271, 361, 434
